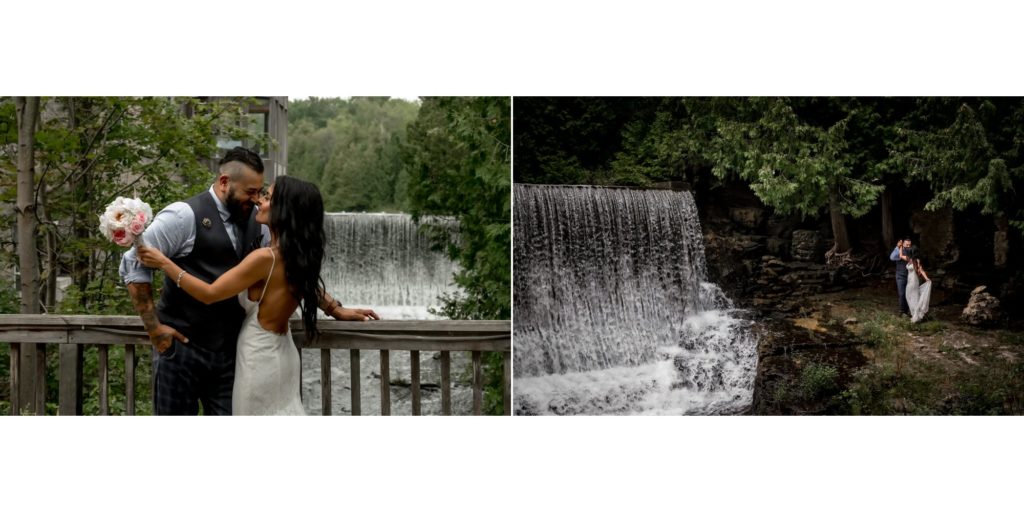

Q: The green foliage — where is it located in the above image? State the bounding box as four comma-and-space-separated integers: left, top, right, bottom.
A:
799, 362, 839, 399
888, 98, 1024, 234
402, 97, 511, 414
0, 96, 266, 415
288, 97, 420, 212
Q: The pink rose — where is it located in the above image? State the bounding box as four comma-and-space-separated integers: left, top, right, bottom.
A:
112, 229, 132, 247
129, 217, 145, 236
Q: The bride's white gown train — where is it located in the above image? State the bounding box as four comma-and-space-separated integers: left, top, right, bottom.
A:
233, 250, 305, 415
905, 262, 932, 324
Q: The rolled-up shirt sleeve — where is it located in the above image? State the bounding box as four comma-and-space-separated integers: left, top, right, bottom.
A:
119, 202, 195, 284
889, 247, 901, 262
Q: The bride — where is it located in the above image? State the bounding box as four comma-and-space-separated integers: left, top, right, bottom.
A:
901, 246, 932, 323
139, 176, 342, 415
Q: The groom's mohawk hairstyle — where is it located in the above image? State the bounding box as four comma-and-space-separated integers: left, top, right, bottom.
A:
218, 146, 265, 177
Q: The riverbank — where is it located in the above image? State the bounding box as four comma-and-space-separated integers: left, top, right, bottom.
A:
751, 278, 1024, 415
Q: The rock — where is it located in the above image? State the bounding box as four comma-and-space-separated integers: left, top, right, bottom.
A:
844, 317, 858, 325
767, 237, 789, 258
791, 230, 825, 262
729, 207, 765, 230
961, 288, 1001, 326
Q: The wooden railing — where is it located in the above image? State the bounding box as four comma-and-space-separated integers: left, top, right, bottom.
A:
0, 315, 511, 416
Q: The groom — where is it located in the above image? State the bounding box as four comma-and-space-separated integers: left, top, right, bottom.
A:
889, 237, 912, 317
119, 146, 378, 415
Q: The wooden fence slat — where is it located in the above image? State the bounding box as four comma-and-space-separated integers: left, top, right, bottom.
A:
10, 343, 20, 415
503, 351, 511, 416
34, 344, 46, 415
380, 350, 390, 416
98, 345, 108, 416
125, 344, 135, 416
321, 349, 332, 416
350, 349, 360, 416
58, 344, 82, 416
410, 350, 421, 416
472, 351, 482, 416
441, 351, 451, 416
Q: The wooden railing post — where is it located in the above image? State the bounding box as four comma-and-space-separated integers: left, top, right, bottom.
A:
503, 351, 511, 416
472, 351, 482, 415
98, 345, 109, 416
58, 344, 83, 416
380, 350, 390, 416
350, 349, 360, 416
410, 350, 421, 416
125, 345, 135, 416
321, 348, 332, 416
10, 343, 20, 415
441, 351, 451, 416
33, 344, 46, 415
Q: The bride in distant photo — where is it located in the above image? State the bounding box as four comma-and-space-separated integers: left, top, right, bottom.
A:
901, 244, 932, 323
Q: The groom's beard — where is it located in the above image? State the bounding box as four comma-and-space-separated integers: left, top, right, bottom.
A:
225, 190, 253, 224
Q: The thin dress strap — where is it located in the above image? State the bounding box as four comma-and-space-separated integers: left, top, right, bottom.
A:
257, 248, 275, 305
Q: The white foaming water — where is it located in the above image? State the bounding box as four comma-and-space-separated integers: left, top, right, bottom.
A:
513, 185, 759, 415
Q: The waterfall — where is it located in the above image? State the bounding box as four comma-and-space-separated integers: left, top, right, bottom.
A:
302, 212, 474, 415
513, 185, 758, 415
320, 212, 460, 319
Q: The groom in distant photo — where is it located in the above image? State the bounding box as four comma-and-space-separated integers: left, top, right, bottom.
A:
119, 146, 377, 415
889, 237, 913, 317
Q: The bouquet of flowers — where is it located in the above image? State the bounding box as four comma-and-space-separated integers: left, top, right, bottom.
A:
98, 197, 154, 248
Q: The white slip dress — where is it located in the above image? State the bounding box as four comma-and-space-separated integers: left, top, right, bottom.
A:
232, 249, 305, 415
905, 262, 932, 324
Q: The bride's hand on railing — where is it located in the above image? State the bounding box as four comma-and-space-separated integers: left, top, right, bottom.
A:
333, 307, 380, 322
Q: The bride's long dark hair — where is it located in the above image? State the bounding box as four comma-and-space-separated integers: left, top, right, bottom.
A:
270, 176, 325, 340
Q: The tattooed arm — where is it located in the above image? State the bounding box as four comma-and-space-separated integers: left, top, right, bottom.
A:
127, 282, 187, 353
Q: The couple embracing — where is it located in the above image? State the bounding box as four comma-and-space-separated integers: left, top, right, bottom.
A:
119, 147, 379, 415
890, 237, 931, 324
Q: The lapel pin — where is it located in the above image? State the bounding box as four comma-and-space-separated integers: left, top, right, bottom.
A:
202, 217, 212, 229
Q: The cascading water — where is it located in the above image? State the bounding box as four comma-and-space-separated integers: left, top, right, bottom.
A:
320, 213, 461, 319
301, 212, 472, 415
513, 185, 758, 415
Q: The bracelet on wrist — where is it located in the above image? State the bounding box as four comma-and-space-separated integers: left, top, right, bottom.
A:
176, 270, 187, 287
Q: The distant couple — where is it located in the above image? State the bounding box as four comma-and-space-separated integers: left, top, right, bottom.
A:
890, 237, 931, 323
119, 147, 380, 415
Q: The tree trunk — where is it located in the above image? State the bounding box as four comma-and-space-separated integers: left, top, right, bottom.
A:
880, 188, 894, 250
829, 185, 852, 253
15, 96, 43, 414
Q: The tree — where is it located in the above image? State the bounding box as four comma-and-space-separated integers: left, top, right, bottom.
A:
14, 97, 41, 413
889, 98, 1024, 234
288, 97, 419, 212
402, 97, 511, 414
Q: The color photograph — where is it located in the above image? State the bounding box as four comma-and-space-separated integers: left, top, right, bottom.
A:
513, 97, 1024, 415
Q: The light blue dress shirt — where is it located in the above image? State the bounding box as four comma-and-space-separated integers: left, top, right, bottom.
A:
119, 186, 271, 284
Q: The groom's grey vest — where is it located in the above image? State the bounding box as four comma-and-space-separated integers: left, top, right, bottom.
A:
157, 191, 263, 353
